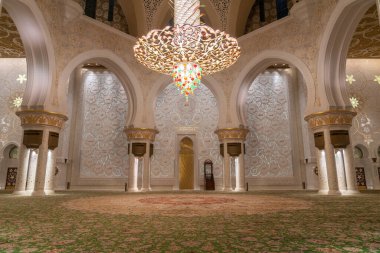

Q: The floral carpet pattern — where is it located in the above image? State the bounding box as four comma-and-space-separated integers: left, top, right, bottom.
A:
0, 191, 379, 252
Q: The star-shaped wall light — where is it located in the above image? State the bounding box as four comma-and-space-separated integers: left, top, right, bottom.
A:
346, 74, 356, 85
374, 75, 380, 85
16, 74, 27, 84
350, 97, 359, 108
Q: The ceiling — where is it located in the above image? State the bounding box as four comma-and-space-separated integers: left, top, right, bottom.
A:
347, 5, 380, 58
0, 2, 379, 59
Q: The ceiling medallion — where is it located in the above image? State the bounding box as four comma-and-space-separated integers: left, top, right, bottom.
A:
134, 0, 240, 101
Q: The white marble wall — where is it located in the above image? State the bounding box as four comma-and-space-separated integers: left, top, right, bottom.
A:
346, 59, 380, 189
245, 69, 293, 178
0, 58, 26, 189
79, 70, 129, 178
0, 58, 26, 150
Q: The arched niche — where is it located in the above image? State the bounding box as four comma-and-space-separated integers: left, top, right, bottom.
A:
317, 0, 374, 109
151, 81, 222, 184
3, 0, 55, 109
146, 75, 227, 128
58, 49, 144, 126
354, 144, 369, 159
231, 50, 315, 126
0, 142, 19, 190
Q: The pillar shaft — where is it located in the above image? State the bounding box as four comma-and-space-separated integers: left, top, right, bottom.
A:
142, 142, 151, 191
236, 143, 245, 191
316, 148, 329, 193
223, 141, 231, 191
343, 144, 358, 192
128, 150, 138, 192
13, 145, 29, 194
44, 149, 57, 194
32, 130, 49, 195
323, 128, 340, 194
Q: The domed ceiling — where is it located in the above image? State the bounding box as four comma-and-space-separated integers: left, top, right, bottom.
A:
0, 1, 379, 58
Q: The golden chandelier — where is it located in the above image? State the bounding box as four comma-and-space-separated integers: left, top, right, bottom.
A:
133, 0, 240, 100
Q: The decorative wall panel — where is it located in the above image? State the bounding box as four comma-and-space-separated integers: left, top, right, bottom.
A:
80, 70, 129, 178
245, 70, 293, 177
152, 83, 221, 178
0, 58, 27, 151
346, 59, 380, 147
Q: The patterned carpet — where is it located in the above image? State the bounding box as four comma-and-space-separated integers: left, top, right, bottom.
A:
0, 191, 380, 252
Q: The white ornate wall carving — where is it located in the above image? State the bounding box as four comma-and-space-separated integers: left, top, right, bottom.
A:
0, 58, 26, 150
152, 83, 221, 178
346, 59, 380, 151
245, 69, 293, 177
79, 70, 129, 178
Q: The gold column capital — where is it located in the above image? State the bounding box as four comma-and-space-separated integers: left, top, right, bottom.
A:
304, 110, 357, 130
124, 127, 159, 142
16, 110, 68, 129
214, 127, 249, 142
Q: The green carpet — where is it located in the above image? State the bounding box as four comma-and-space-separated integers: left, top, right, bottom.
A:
0, 191, 379, 252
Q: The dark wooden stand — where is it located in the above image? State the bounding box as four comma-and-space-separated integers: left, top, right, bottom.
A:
204, 159, 215, 190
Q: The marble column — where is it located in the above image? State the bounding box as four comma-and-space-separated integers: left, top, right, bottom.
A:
13, 145, 29, 194
343, 144, 359, 193
44, 149, 57, 194
32, 129, 49, 196
223, 141, 232, 191
13, 110, 67, 196
128, 148, 138, 192
124, 127, 158, 192
323, 128, 340, 194
141, 142, 151, 191
316, 148, 329, 194
236, 142, 245, 191
304, 110, 357, 195
215, 127, 249, 192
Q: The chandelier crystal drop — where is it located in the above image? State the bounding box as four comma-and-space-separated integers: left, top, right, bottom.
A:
133, 0, 240, 100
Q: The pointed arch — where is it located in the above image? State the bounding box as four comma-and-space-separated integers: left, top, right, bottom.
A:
230, 50, 315, 126
58, 49, 144, 126
3, 0, 55, 109
317, 0, 374, 109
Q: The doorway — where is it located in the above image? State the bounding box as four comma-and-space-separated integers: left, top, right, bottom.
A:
179, 137, 194, 190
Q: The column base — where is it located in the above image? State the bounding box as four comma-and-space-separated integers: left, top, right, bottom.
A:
318, 189, 342, 195
140, 188, 151, 192
342, 189, 360, 195
31, 190, 47, 196
222, 187, 233, 192
13, 190, 29, 196
234, 187, 246, 192
127, 188, 140, 193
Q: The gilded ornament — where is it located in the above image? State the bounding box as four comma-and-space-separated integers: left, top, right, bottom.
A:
16, 110, 68, 129
124, 127, 159, 142
214, 128, 249, 142
304, 110, 357, 130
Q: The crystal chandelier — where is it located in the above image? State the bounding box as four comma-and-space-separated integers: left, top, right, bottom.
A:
134, 0, 240, 100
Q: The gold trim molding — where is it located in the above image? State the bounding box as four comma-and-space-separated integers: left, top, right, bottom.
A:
304, 110, 357, 130
16, 110, 68, 129
124, 127, 159, 142
214, 128, 249, 142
